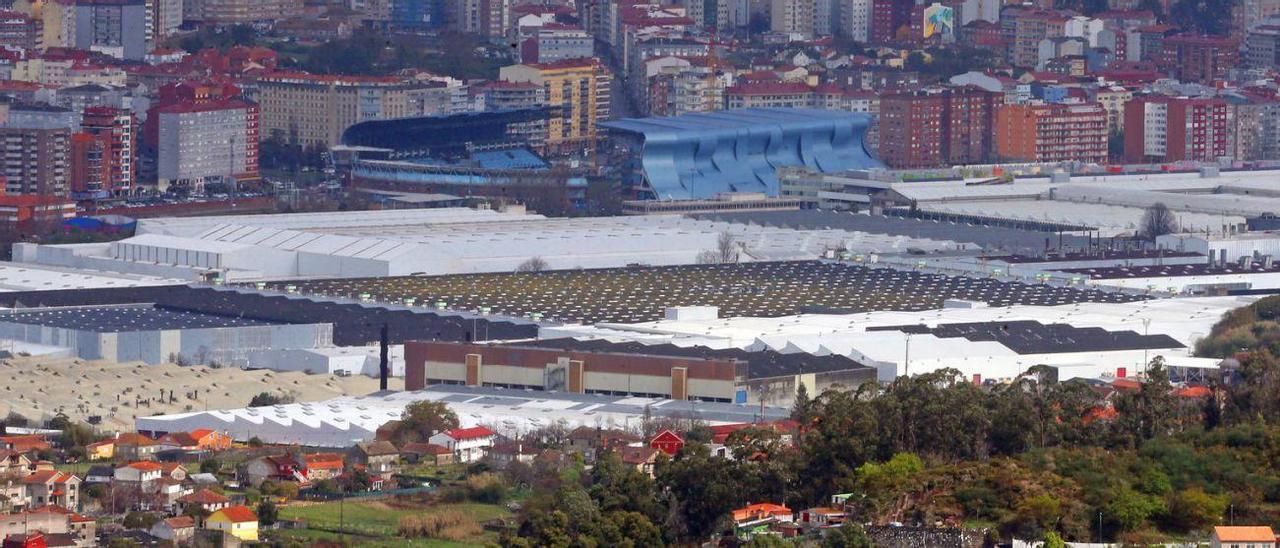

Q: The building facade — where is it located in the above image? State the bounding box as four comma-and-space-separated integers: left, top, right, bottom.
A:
73, 0, 146, 60
499, 59, 611, 154
995, 102, 1108, 163
1123, 96, 1230, 163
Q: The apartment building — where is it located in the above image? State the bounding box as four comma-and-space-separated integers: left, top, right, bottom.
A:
0, 103, 74, 196
73, 0, 146, 60
184, 0, 303, 23
256, 72, 442, 148
771, 0, 815, 37
78, 106, 133, 197
1123, 96, 1229, 163
0, 11, 42, 51
1157, 33, 1240, 83
995, 102, 1108, 163
499, 58, 611, 154
153, 100, 259, 192
878, 87, 998, 168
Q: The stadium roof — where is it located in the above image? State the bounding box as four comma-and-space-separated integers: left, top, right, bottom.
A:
602, 108, 882, 200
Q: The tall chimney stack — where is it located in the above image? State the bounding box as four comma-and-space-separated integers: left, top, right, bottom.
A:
379, 323, 389, 391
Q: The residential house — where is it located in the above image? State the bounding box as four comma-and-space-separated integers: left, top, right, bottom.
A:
112, 433, 160, 461
614, 445, 660, 478
244, 455, 308, 487
83, 465, 113, 485
151, 477, 192, 509
0, 435, 50, 455
1211, 526, 1276, 548
565, 427, 641, 461
301, 453, 344, 481
351, 441, 400, 475
799, 507, 845, 529
0, 506, 96, 545
733, 503, 794, 539
19, 470, 79, 511
157, 430, 232, 452
176, 488, 230, 515
150, 516, 195, 544
399, 443, 454, 466
0, 451, 31, 511
428, 427, 497, 463
488, 441, 539, 469
84, 440, 113, 461
113, 462, 163, 484
206, 505, 258, 542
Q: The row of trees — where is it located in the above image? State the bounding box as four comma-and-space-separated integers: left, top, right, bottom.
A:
502, 295, 1280, 544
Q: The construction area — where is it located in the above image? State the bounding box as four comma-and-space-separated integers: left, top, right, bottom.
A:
0, 355, 393, 431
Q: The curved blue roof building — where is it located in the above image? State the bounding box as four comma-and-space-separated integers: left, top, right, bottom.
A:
601, 108, 882, 201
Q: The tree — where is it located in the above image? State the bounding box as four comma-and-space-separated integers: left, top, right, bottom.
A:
589, 453, 663, 523
596, 511, 664, 548
257, 499, 279, 526
1043, 531, 1067, 548
697, 231, 741, 264
248, 391, 294, 407
656, 444, 748, 541
515, 257, 549, 273
823, 520, 873, 547
1139, 203, 1179, 239
1163, 488, 1227, 533
391, 400, 460, 444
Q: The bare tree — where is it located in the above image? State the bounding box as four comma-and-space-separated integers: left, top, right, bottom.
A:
1139, 202, 1179, 239
697, 231, 741, 264
515, 256, 549, 273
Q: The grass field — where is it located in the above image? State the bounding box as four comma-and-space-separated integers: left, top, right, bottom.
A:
277, 499, 511, 546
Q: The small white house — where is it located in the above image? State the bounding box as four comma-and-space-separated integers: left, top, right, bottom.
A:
428, 426, 497, 463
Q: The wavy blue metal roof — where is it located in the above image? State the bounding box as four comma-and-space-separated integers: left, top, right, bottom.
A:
603, 108, 881, 201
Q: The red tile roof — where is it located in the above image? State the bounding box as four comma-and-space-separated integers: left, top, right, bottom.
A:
178, 488, 229, 505
444, 426, 497, 441
302, 453, 344, 470
213, 505, 257, 523
21, 470, 74, 485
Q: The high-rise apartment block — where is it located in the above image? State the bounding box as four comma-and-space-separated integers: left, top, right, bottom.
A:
995, 102, 1108, 163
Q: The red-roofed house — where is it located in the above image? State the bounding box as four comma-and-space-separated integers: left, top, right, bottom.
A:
150, 515, 195, 543
19, 470, 79, 511
0, 436, 49, 455
176, 489, 230, 514
1211, 525, 1275, 547
244, 454, 308, 487
206, 505, 258, 542
400, 442, 455, 466
429, 426, 497, 463
113, 461, 163, 484
733, 503, 794, 529
301, 453, 344, 481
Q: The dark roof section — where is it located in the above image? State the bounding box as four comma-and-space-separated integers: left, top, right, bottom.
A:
1060, 260, 1280, 279
0, 305, 278, 332
0, 286, 537, 345
692, 210, 1093, 253
265, 261, 1146, 324
516, 337, 876, 379
987, 250, 1204, 263
866, 320, 1184, 354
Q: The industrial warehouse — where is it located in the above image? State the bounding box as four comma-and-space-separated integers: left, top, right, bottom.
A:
4, 171, 1280, 450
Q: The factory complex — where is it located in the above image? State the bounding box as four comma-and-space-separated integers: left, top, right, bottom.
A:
5, 170, 1280, 446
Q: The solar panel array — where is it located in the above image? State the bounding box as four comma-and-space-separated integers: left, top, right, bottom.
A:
0, 286, 537, 345
866, 320, 1184, 355
266, 261, 1148, 325
518, 337, 876, 380
0, 305, 278, 332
